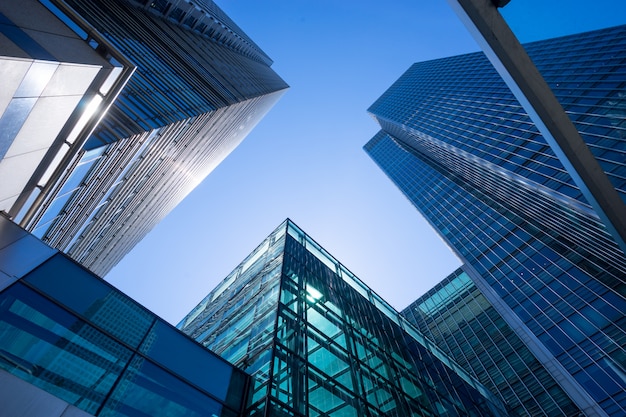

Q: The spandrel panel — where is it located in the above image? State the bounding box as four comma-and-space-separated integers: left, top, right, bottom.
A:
0, 233, 56, 279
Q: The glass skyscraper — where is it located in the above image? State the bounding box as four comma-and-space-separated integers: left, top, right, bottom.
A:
178, 219, 510, 417
365, 25, 626, 417
402, 267, 580, 416
2, 0, 287, 276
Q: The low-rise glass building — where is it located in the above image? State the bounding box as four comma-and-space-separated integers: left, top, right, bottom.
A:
0, 214, 247, 417
178, 219, 510, 417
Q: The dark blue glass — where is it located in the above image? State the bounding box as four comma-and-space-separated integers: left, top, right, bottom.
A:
99, 356, 226, 417
23, 254, 153, 348
139, 320, 234, 403
0, 283, 132, 414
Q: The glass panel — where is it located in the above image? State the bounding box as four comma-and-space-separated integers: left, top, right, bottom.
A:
287, 221, 303, 241
139, 320, 234, 403
307, 307, 341, 339
23, 254, 153, 348
99, 356, 225, 417
240, 240, 269, 275
0, 283, 132, 414
308, 376, 357, 417
339, 266, 369, 299
304, 237, 337, 273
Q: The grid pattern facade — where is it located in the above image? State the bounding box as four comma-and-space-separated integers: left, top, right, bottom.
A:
0, 216, 247, 417
402, 267, 580, 416
179, 220, 510, 417
17, 0, 287, 276
365, 26, 626, 417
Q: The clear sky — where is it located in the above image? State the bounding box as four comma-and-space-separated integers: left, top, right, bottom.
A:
106, 0, 626, 325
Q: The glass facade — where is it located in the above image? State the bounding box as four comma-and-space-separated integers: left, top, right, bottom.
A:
0, 216, 247, 417
365, 25, 626, 417
11, 0, 288, 276
179, 220, 510, 417
402, 267, 580, 416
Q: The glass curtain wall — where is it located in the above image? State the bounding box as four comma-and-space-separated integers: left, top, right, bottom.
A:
179, 220, 510, 417
0, 234, 247, 417
402, 268, 581, 416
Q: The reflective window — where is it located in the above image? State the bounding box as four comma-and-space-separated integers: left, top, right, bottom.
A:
139, 320, 235, 405
0, 283, 132, 414
24, 254, 153, 348
99, 356, 228, 417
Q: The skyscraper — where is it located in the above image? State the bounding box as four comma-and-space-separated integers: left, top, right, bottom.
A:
402, 266, 580, 416
1, 0, 288, 276
178, 219, 510, 417
365, 25, 626, 417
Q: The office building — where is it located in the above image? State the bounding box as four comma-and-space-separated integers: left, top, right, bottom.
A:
1, 0, 288, 276
0, 213, 248, 416
178, 219, 510, 417
365, 25, 626, 417
402, 267, 581, 416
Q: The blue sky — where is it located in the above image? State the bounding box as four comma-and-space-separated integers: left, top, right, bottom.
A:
106, 0, 626, 324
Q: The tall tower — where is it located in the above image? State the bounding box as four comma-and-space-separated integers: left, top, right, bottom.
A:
178, 219, 510, 417
2, 0, 287, 276
402, 266, 581, 416
365, 25, 626, 417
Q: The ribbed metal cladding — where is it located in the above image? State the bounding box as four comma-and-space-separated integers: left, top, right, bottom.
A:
43, 91, 283, 276
22, 0, 287, 276
129, 0, 273, 66
57, 0, 288, 148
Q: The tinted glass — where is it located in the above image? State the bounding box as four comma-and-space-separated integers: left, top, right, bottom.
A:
24, 254, 153, 347
139, 320, 234, 402
0, 283, 132, 414
99, 356, 225, 417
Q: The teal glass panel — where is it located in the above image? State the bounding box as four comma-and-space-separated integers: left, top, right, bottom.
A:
23, 254, 153, 348
99, 356, 231, 417
308, 368, 358, 417
0, 283, 132, 414
139, 320, 235, 404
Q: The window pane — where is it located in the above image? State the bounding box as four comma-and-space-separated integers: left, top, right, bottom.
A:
0, 283, 132, 414
139, 320, 234, 403
99, 356, 225, 417
23, 254, 153, 347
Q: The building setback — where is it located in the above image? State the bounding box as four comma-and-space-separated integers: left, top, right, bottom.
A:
178, 219, 510, 417
1, 0, 288, 276
365, 25, 626, 417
